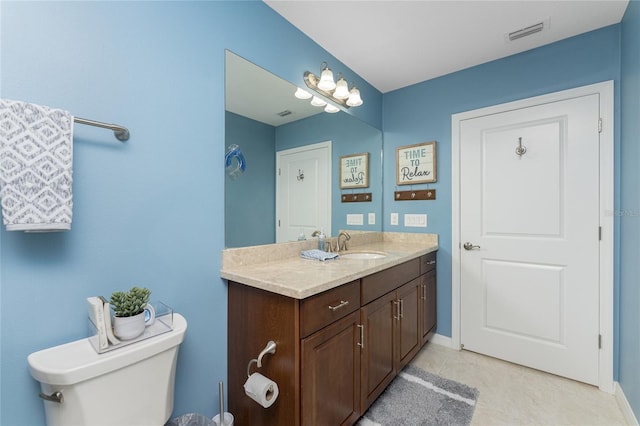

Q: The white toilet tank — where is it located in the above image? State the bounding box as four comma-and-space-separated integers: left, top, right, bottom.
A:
28, 313, 187, 426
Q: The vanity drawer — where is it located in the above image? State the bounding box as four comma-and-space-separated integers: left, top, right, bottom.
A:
361, 258, 420, 305
300, 280, 360, 338
420, 251, 437, 274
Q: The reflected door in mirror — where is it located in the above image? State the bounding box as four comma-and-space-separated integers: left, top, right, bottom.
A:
276, 141, 331, 242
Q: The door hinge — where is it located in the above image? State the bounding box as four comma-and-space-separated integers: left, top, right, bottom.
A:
278, 219, 280, 227
599, 334, 602, 349
598, 118, 603, 133
599, 226, 602, 241
278, 168, 281, 176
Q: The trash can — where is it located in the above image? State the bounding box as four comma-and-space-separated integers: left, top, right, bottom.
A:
166, 413, 216, 426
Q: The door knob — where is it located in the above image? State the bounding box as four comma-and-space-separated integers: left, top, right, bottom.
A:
463, 242, 480, 250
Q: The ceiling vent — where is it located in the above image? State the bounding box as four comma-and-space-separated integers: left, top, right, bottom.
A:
276, 110, 292, 117
507, 20, 546, 42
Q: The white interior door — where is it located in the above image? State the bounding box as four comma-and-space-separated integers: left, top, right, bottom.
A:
276, 141, 331, 243
459, 94, 601, 385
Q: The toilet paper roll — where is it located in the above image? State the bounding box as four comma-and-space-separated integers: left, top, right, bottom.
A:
243, 372, 279, 408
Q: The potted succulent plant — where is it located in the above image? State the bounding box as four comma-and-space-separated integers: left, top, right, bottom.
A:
110, 286, 154, 340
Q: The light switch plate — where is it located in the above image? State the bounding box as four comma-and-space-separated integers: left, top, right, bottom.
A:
390, 213, 399, 226
347, 214, 364, 225
404, 213, 427, 227
368, 213, 375, 225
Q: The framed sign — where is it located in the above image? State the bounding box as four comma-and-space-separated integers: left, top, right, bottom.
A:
340, 152, 369, 189
396, 141, 436, 185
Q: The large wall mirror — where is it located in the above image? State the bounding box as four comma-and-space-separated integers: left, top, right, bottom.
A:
225, 51, 383, 248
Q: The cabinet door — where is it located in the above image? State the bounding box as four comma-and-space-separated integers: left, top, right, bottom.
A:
359, 291, 396, 412
396, 278, 421, 370
421, 269, 437, 344
301, 311, 361, 426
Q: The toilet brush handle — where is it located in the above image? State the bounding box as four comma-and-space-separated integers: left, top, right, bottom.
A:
219, 381, 224, 423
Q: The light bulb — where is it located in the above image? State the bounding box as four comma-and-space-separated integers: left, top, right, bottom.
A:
346, 86, 363, 107
333, 77, 350, 100
317, 65, 336, 91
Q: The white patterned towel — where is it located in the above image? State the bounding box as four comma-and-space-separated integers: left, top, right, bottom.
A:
0, 99, 73, 231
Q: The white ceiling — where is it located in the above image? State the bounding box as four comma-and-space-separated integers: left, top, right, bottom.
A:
265, 0, 629, 93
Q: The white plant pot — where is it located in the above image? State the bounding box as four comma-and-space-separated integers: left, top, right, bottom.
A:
113, 312, 145, 340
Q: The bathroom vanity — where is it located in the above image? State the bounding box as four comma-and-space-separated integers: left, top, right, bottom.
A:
221, 232, 437, 426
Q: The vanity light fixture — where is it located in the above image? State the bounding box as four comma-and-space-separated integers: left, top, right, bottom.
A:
296, 61, 365, 110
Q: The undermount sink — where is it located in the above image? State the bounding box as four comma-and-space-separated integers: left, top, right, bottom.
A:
339, 251, 387, 260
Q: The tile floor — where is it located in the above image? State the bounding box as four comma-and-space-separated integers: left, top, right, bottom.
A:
410, 342, 628, 425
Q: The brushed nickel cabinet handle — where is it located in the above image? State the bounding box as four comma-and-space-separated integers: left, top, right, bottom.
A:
328, 300, 349, 311
357, 324, 364, 349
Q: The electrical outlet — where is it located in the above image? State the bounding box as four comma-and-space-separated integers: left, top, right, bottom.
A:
390, 213, 399, 226
368, 213, 375, 225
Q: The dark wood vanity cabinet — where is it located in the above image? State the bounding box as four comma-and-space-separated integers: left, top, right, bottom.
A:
420, 251, 437, 344
301, 311, 361, 426
227, 251, 437, 426
360, 259, 423, 410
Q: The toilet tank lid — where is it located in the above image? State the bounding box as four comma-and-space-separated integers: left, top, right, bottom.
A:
27, 313, 187, 386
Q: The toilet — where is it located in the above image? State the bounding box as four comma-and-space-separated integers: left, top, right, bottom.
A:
28, 313, 187, 426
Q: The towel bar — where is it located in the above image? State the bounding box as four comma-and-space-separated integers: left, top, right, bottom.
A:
74, 117, 130, 142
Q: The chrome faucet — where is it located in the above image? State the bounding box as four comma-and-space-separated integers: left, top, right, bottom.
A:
337, 231, 351, 252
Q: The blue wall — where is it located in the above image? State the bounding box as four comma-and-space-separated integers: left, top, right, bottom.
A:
620, 0, 640, 417
0, 2, 381, 425
382, 25, 621, 345
225, 112, 276, 248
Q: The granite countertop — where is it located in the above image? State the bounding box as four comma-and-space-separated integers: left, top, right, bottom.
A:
220, 232, 438, 299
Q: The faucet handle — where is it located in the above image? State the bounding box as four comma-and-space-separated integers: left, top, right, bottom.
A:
325, 241, 333, 253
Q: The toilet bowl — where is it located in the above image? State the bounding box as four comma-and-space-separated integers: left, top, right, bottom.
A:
28, 313, 187, 426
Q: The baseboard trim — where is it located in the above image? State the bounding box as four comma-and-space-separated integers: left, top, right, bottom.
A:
615, 382, 639, 426
429, 333, 454, 349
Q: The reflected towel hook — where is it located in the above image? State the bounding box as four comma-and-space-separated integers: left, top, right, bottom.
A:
515, 137, 527, 158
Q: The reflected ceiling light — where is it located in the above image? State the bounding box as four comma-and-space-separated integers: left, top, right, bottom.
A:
310, 96, 327, 107
299, 62, 365, 110
294, 88, 312, 99
324, 103, 340, 113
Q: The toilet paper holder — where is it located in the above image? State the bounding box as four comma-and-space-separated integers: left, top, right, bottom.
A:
246, 340, 276, 377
